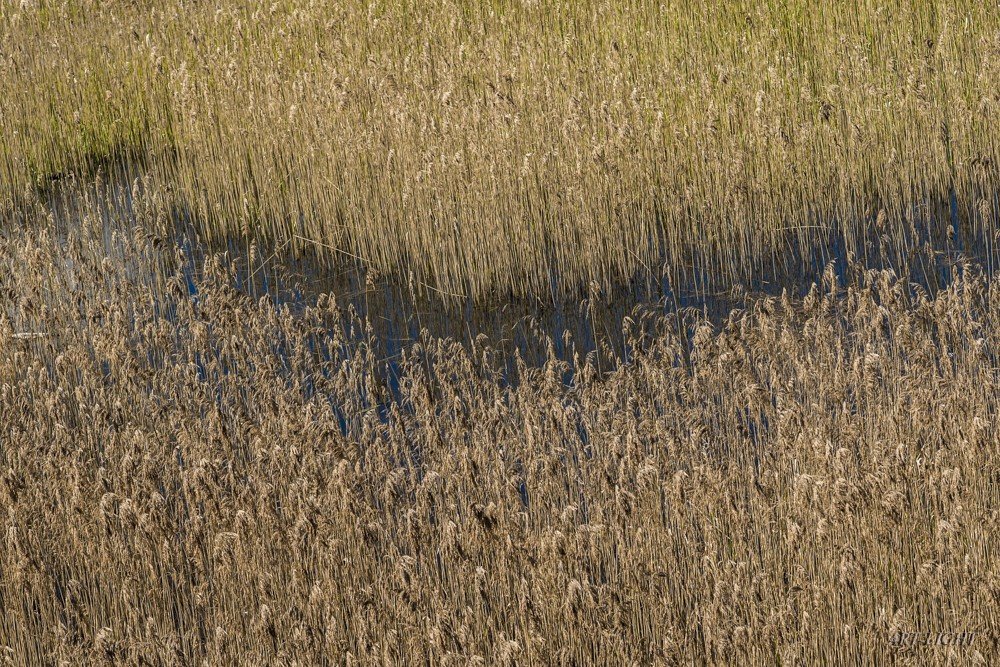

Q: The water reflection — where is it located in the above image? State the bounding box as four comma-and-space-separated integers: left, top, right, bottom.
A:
32, 164, 997, 383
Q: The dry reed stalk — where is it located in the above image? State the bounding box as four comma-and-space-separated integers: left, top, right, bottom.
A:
0, 183, 996, 664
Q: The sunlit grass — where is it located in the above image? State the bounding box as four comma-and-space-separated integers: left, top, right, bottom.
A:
4, 1, 999, 298
0, 186, 996, 663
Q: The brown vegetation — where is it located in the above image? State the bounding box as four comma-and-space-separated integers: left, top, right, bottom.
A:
0, 183, 996, 664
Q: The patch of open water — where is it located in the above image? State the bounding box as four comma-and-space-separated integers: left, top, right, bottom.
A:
29, 163, 999, 386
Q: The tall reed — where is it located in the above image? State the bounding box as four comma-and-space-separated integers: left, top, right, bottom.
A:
3, 0, 1000, 298
1, 182, 996, 664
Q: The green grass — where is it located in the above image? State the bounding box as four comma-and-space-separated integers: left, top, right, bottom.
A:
3, 0, 999, 298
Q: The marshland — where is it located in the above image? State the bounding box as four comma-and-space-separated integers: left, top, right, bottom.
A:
2, 1, 999, 664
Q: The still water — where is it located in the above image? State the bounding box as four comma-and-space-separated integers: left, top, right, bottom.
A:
31, 163, 994, 385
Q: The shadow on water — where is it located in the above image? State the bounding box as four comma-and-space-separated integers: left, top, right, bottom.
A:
34, 164, 1000, 390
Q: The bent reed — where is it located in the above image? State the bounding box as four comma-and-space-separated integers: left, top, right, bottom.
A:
3, 0, 1000, 298
1, 183, 997, 664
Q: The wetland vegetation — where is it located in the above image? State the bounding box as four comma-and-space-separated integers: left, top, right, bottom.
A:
2, 1, 999, 664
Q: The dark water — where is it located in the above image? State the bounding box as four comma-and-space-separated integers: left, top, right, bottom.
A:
34, 164, 999, 383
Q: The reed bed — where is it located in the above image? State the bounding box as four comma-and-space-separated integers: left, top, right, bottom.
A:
1, 184, 997, 664
3, 0, 1000, 298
